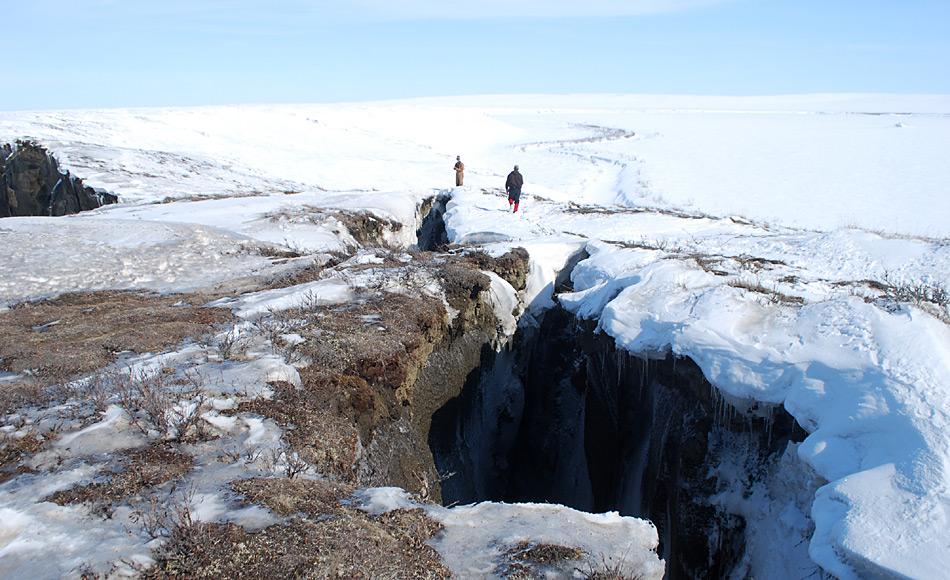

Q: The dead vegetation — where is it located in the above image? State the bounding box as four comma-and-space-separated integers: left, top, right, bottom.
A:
264, 205, 404, 250
115, 369, 212, 440
500, 541, 587, 578
2, 247, 530, 577
155, 191, 271, 205
578, 555, 647, 580
44, 445, 192, 512
0, 432, 44, 482
147, 477, 449, 579
231, 477, 354, 517
878, 276, 950, 322
564, 201, 710, 223
0, 291, 231, 413
260, 253, 346, 291
239, 381, 364, 479
252, 243, 303, 260
228, 249, 526, 490
728, 278, 805, 306
438, 263, 492, 312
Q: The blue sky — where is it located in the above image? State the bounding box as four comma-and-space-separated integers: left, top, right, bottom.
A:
5, 0, 950, 110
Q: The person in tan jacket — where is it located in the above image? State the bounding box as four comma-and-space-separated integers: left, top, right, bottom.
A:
454, 156, 465, 187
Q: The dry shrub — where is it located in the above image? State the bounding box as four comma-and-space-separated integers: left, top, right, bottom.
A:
237, 381, 365, 480
231, 477, 354, 517
112, 368, 212, 441
500, 541, 587, 578
879, 276, 950, 322
44, 445, 192, 510
145, 504, 449, 579
728, 278, 804, 306
0, 382, 47, 417
0, 431, 44, 474
215, 329, 249, 361
579, 554, 646, 580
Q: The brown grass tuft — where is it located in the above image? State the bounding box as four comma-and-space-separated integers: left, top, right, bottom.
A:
44, 445, 192, 509
0, 291, 231, 413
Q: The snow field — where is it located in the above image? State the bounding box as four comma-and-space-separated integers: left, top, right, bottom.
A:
0, 94, 948, 578
3, 94, 949, 236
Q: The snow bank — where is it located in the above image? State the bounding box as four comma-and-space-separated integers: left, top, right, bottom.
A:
559, 245, 950, 579
442, 184, 949, 578
483, 271, 520, 340
356, 487, 665, 579
0, 189, 429, 305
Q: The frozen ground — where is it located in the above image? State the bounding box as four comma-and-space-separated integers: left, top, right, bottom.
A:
0, 95, 948, 578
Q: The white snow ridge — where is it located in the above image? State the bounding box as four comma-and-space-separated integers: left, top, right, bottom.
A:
1, 94, 948, 579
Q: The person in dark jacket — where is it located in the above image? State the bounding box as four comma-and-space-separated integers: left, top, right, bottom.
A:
454, 156, 465, 187
505, 165, 523, 213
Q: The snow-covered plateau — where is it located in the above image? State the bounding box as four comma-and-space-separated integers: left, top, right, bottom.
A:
0, 94, 948, 579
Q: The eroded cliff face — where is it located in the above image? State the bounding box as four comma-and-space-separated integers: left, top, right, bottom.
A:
430, 301, 808, 578
1, 141, 118, 217
232, 246, 532, 503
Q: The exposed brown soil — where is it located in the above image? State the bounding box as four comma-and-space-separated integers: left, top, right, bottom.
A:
44, 445, 192, 507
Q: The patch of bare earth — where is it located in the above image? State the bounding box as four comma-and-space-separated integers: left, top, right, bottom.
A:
146, 477, 449, 578
0, 291, 232, 413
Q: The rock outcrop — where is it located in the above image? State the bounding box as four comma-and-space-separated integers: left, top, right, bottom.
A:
1, 141, 118, 217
